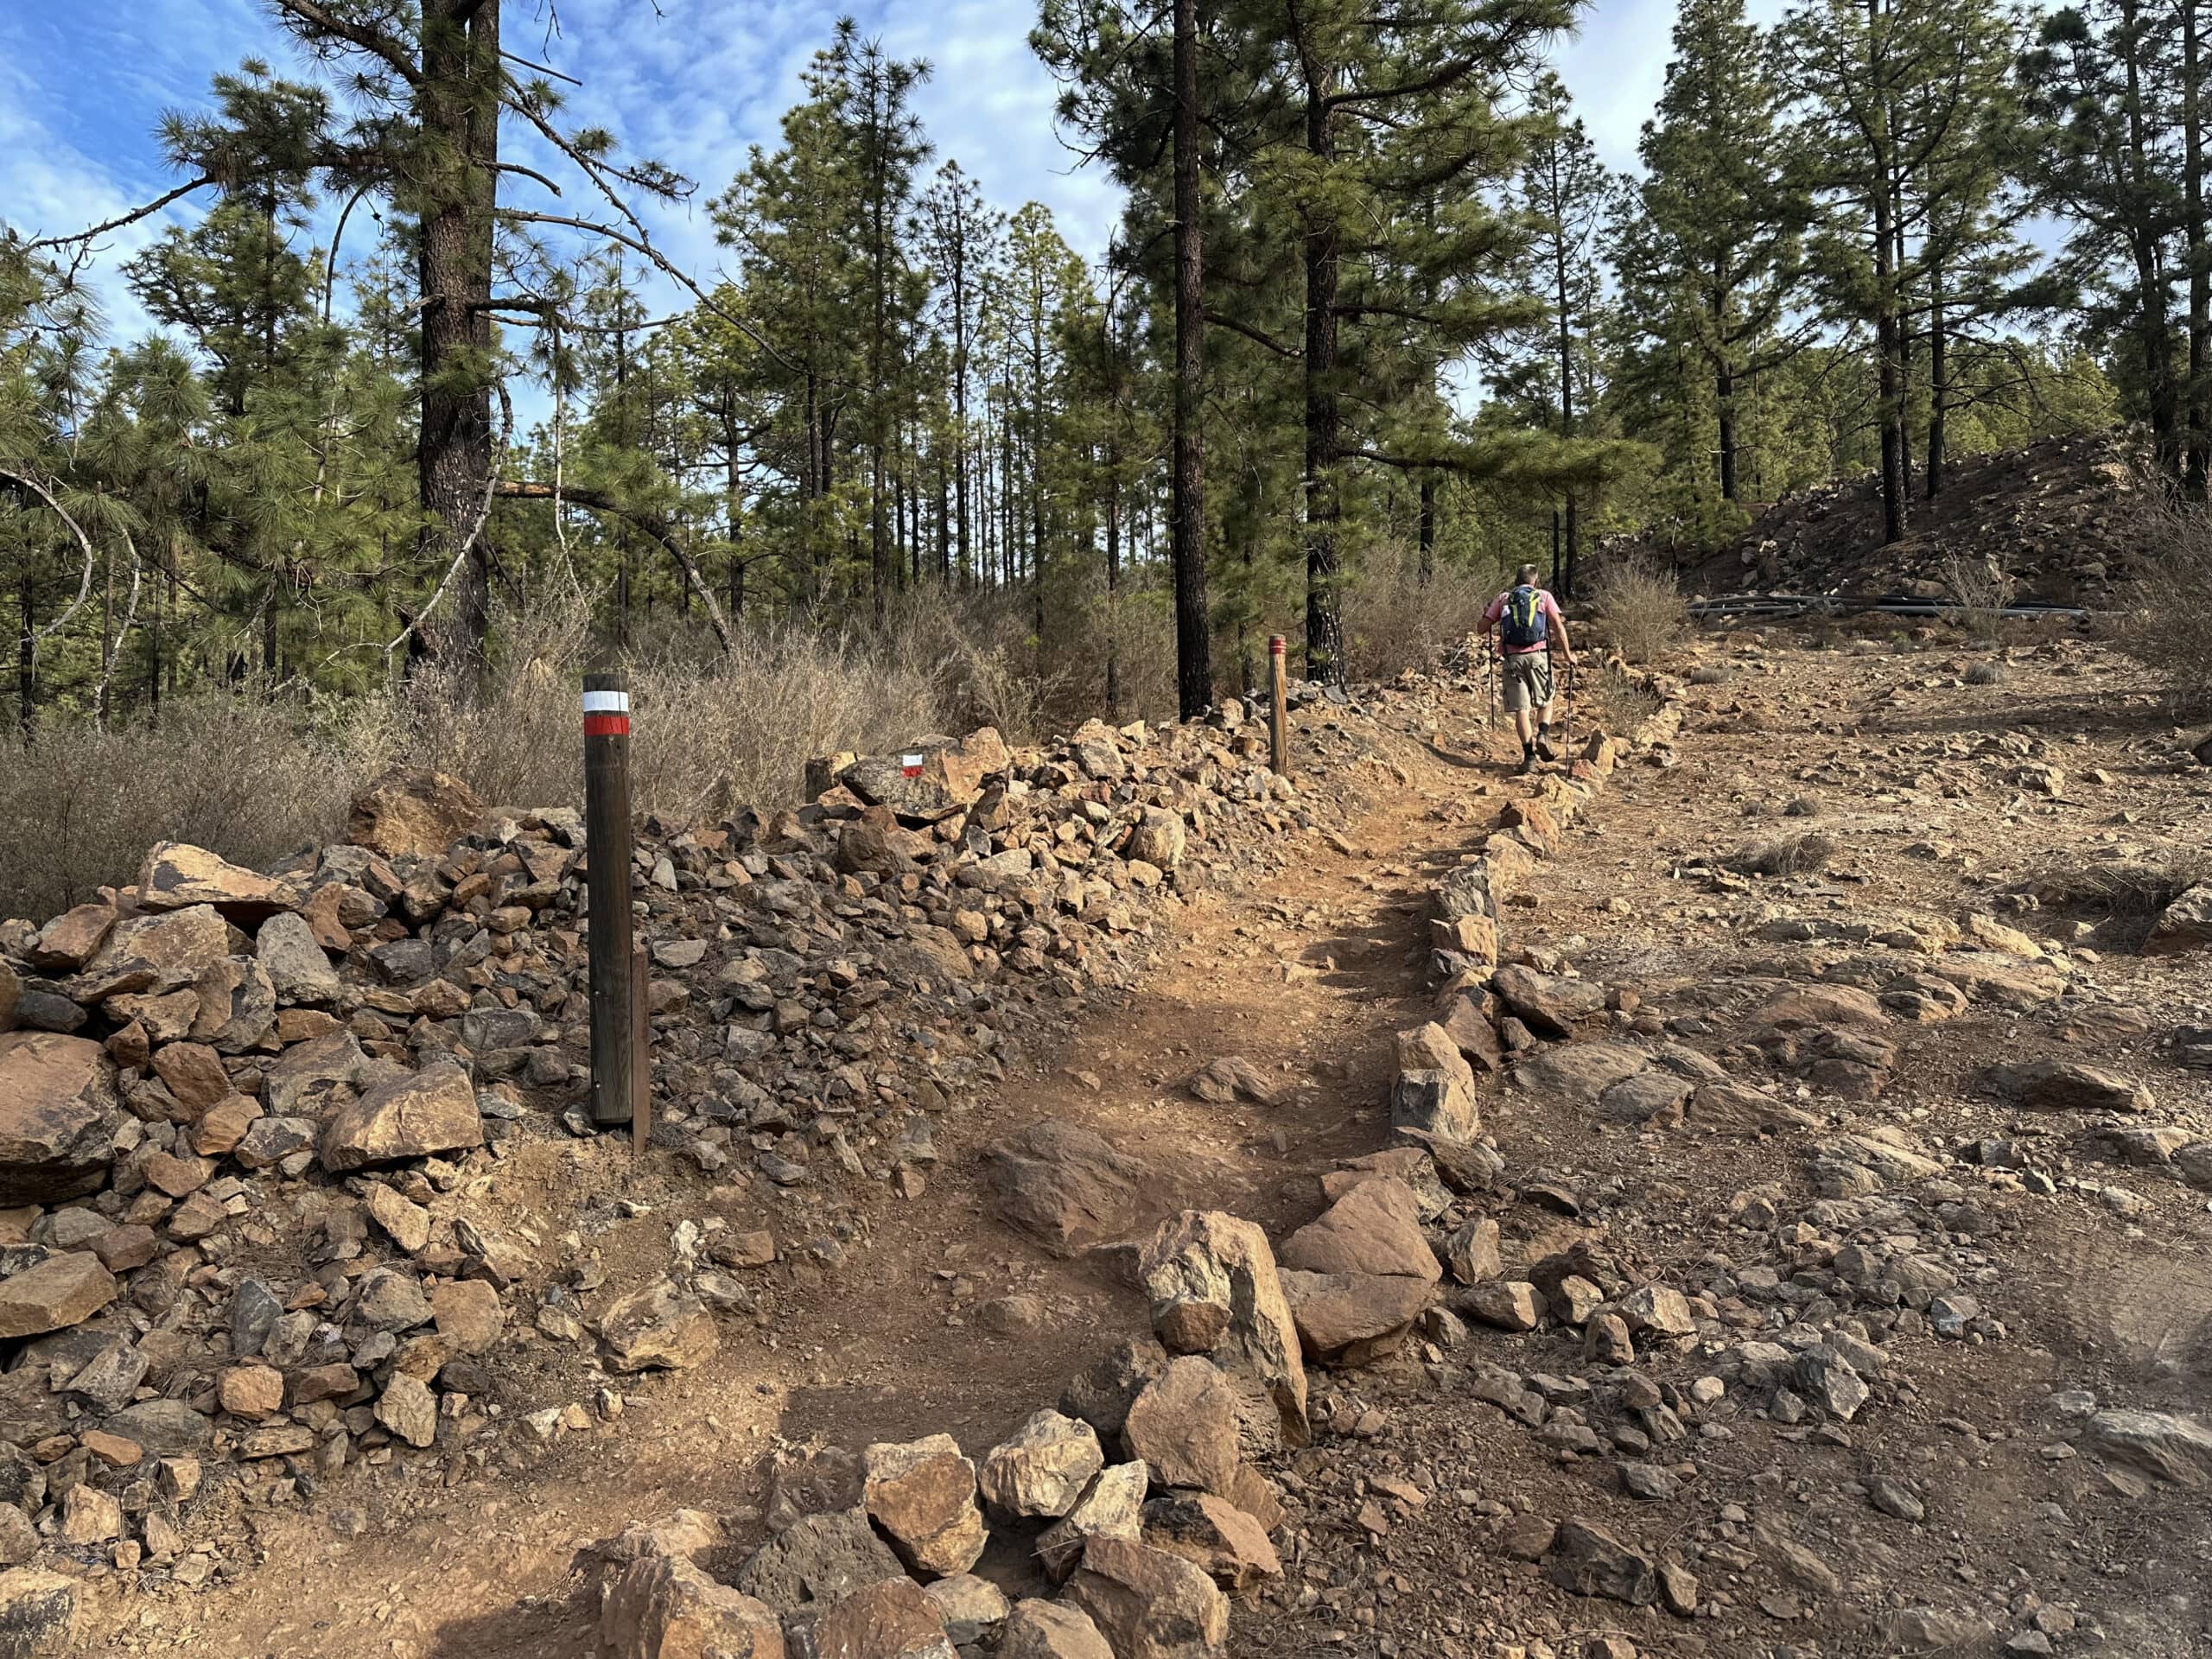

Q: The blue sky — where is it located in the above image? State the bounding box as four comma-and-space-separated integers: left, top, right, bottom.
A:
0, 0, 1722, 351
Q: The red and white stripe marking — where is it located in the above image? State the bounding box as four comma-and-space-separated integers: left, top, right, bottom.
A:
900, 751, 925, 779
583, 689, 631, 738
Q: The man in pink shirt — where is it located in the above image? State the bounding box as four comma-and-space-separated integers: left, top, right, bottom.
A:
1478, 563, 1575, 775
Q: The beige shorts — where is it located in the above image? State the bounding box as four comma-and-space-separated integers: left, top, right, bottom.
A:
1502, 651, 1554, 712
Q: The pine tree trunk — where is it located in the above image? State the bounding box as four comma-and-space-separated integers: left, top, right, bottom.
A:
1105, 463, 1122, 720
1171, 0, 1213, 717
1927, 260, 1948, 499
1301, 54, 1346, 688
1715, 358, 1738, 503
16, 569, 32, 743
1418, 475, 1435, 584
1867, 0, 1908, 548
2121, 0, 2184, 480
416, 0, 500, 674
2185, 0, 2209, 499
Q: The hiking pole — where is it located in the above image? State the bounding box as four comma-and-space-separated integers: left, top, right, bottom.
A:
1485, 634, 1497, 734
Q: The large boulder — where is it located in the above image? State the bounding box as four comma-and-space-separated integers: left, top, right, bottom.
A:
1985, 1058, 2152, 1114
1128, 809, 1187, 871
2142, 887, 2212, 956
347, 766, 486, 861
1277, 1270, 1434, 1366
978, 1410, 1103, 1523
136, 842, 298, 924
1511, 1040, 1651, 1105
256, 912, 341, 1005
1122, 1357, 1239, 1497
861, 1434, 988, 1577
1545, 1518, 1658, 1605
0, 1254, 118, 1339
1277, 1179, 1440, 1283
985, 1120, 1150, 1255
319, 1061, 483, 1172
999, 1599, 1113, 1659
0, 1567, 78, 1658
1390, 1022, 1480, 1143
188, 955, 277, 1052
837, 730, 1009, 824
1140, 1491, 1281, 1595
597, 1554, 784, 1659
75, 905, 233, 1001
1490, 965, 1607, 1039
28, 905, 115, 972
1037, 1463, 1148, 1583
1136, 1211, 1308, 1448
2084, 1408, 2212, 1486
794, 1578, 956, 1659
734, 1508, 906, 1611
0, 1033, 119, 1204
266, 1029, 372, 1118
596, 1281, 718, 1374
1065, 1537, 1228, 1659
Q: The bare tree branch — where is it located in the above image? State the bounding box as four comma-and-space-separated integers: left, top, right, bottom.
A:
495, 480, 735, 652
0, 467, 100, 655
23, 176, 214, 251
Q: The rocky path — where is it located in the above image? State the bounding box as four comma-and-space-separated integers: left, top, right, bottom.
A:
79, 684, 1511, 1657
1236, 627, 2212, 1659
60, 626, 2212, 1659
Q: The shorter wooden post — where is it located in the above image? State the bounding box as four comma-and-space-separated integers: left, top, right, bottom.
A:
1268, 633, 1289, 775
630, 938, 651, 1156
584, 670, 637, 1128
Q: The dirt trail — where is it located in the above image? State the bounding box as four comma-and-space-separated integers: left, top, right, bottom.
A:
87, 696, 1512, 1658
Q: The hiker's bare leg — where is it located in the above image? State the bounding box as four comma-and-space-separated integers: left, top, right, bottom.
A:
1513, 709, 1534, 745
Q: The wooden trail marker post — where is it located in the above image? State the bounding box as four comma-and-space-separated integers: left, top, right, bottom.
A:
583, 671, 642, 1136
1268, 634, 1289, 775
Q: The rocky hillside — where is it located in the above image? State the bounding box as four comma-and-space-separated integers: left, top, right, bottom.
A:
0, 679, 1386, 1647
1642, 433, 2144, 602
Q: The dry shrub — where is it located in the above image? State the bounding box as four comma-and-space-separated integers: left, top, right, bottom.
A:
1965, 659, 2007, 686
1573, 659, 1662, 738
1344, 539, 1497, 682
1688, 664, 1732, 685
0, 698, 353, 921
1592, 552, 1690, 664
352, 594, 950, 824
1726, 831, 1838, 877
2119, 491, 2212, 714
2026, 853, 2208, 938
1941, 553, 2018, 643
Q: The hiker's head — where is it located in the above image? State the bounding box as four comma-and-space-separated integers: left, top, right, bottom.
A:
1516, 563, 1539, 586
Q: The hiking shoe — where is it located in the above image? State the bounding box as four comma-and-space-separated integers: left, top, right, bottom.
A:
1516, 752, 1537, 776
1535, 733, 1559, 761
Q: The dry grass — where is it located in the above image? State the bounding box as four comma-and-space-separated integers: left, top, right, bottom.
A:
1592, 552, 1691, 664
0, 699, 356, 920
2118, 490, 2212, 715
0, 554, 1527, 925
1727, 830, 1839, 877
1573, 659, 1663, 739
1965, 659, 2008, 686
1941, 553, 2019, 643
2025, 852, 2208, 944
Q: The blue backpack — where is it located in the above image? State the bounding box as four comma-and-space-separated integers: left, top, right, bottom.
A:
1502, 585, 1548, 650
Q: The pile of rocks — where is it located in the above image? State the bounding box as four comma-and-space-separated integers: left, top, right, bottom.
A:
0, 689, 1369, 1620
588, 1205, 1312, 1659
1604, 431, 2142, 603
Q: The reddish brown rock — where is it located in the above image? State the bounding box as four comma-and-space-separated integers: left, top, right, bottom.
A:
346, 767, 486, 861
0, 1033, 120, 1204
318, 1062, 482, 1172
75, 904, 234, 1001
1065, 1537, 1228, 1659
137, 842, 299, 924
0, 1252, 117, 1338
29, 905, 114, 972
1122, 1357, 1239, 1497
597, 1553, 785, 1659
861, 1434, 987, 1577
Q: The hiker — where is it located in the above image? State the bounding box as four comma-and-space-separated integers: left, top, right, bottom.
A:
1479, 563, 1575, 774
